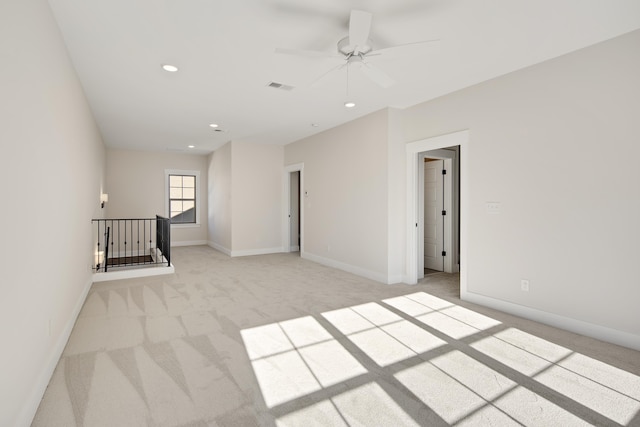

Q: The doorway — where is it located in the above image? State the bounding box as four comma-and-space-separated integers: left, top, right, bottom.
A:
423, 158, 445, 273
406, 130, 468, 292
289, 171, 300, 252
417, 150, 457, 279
283, 163, 304, 255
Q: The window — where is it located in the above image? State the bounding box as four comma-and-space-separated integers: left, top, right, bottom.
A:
165, 169, 200, 226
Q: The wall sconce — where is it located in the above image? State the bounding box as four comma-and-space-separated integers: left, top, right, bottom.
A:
100, 193, 109, 209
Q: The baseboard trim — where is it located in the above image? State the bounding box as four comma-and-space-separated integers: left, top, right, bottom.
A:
18, 276, 93, 426
208, 241, 231, 256
93, 264, 175, 282
462, 290, 640, 351
207, 242, 292, 258
231, 247, 284, 257
171, 240, 208, 247
301, 251, 391, 284
387, 274, 404, 285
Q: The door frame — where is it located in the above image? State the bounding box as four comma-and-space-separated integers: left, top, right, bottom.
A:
406, 130, 468, 289
283, 163, 304, 253
418, 154, 455, 278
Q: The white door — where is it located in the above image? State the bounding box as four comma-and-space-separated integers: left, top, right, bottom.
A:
424, 159, 444, 271
289, 171, 300, 251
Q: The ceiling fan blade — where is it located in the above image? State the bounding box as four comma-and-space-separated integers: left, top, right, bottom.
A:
370, 39, 441, 60
274, 47, 339, 59
349, 10, 372, 52
310, 62, 347, 87
360, 62, 396, 88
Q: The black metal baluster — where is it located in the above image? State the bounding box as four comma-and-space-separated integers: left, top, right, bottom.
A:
110, 220, 114, 268
125, 219, 129, 266
136, 219, 144, 263
155, 218, 159, 266
166, 217, 170, 266
104, 226, 110, 273
95, 220, 100, 271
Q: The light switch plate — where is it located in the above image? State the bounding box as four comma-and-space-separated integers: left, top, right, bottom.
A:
486, 202, 501, 214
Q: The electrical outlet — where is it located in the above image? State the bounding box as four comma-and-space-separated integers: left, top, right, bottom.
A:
327, 245, 331, 252
521, 279, 530, 292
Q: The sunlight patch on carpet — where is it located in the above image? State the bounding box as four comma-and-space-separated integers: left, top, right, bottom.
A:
242, 292, 640, 426
241, 316, 367, 408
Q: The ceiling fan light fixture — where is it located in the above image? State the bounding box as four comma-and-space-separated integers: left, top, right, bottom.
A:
344, 102, 356, 108
161, 64, 179, 72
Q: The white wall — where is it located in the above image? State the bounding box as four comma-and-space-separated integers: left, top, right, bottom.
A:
285, 110, 390, 282
208, 142, 232, 253
387, 108, 407, 283
400, 30, 640, 343
231, 141, 283, 255
207, 141, 283, 256
0, 0, 106, 424
106, 149, 209, 245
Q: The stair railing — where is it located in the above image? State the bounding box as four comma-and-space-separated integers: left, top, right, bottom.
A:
92, 216, 171, 272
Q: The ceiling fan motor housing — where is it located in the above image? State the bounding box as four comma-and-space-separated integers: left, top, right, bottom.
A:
337, 36, 373, 56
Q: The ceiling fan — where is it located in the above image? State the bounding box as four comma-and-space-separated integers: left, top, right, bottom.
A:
275, 10, 439, 88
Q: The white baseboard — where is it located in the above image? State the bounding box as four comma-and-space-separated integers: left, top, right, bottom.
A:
208, 241, 231, 256
301, 251, 392, 284
462, 290, 640, 352
93, 264, 175, 282
207, 243, 288, 258
387, 274, 404, 285
18, 276, 93, 427
231, 247, 284, 257
402, 274, 414, 285
171, 240, 208, 247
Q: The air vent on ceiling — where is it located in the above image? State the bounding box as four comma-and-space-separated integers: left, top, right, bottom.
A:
267, 81, 294, 91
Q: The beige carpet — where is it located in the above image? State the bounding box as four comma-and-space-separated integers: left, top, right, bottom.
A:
32, 246, 640, 426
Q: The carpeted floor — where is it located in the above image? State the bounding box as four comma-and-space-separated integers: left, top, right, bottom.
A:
424, 268, 442, 276
32, 246, 640, 426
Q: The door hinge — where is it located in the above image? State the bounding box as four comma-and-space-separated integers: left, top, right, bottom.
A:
442, 251, 447, 256
442, 210, 446, 216
442, 169, 447, 175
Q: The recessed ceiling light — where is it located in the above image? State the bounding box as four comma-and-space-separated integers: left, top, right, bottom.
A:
161, 64, 179, 72
311, 123, 319, 127
344, 101, 356, 108
188, 145, 195, 148
209, 123, 219, 128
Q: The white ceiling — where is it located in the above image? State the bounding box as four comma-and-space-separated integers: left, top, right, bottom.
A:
48, 0, 640, 154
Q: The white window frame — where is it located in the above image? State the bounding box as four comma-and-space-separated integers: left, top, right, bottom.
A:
165, 169, 201, 228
